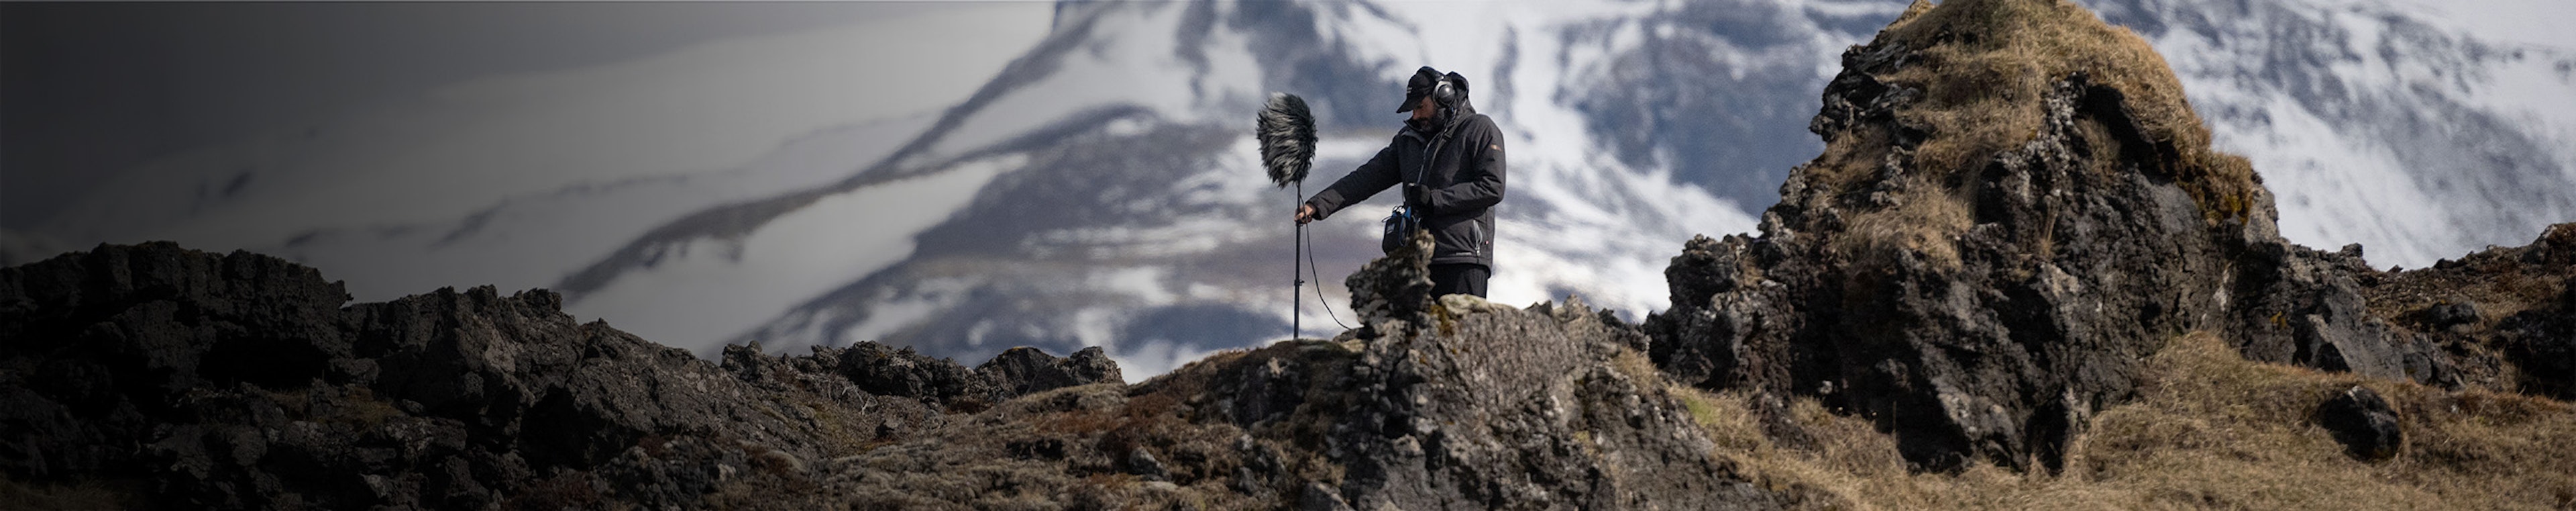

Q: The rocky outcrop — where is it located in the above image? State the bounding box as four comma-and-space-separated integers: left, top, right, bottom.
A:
830, 340, 1122, 410
1309, 293, 1778, 510
2360, 222, 2576, 399
791, 232, 1800, 509
0, 242, 1115, 509
1644, 0, 2458, 473
0, 239, 1795, 510
1181, 232, 1784, 510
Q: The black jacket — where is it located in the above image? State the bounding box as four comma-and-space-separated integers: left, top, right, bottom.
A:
1304, 103, 1506, 268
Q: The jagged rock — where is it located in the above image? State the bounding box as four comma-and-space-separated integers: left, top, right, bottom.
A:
1176, 238, 1789, 510
2316, 385, 2404, 461
2231, 238, 2458, 386
1301, 481, 1355, 511
2425, 301, 2480, 328
1127, 447, 1169, 481
1646, 0, 2461, 473
1344, 230, 1435, 329
978, 345, 1123, 400
0, 242, 985, 509
833, 341, 1125, 410
2494, 285, 2576, 398
836, 340, 983, 404
2362, 222, 2576, 399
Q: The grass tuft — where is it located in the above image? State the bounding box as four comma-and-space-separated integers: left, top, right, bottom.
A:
1811, 0, 2268, 265
1660, 330, 2576, 510
0, 476, 136, 510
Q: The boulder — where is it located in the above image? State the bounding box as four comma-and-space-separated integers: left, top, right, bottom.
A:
1183, 232, 1792, 510
1645, 0, 2460, 473
2316, 385, 2404, 461
977, 345, 1124, 400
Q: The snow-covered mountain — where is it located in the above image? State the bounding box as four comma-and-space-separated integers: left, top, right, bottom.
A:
557, 0, 1881, 375
2094, 0, 2576, 269
23, 0, 2573, 379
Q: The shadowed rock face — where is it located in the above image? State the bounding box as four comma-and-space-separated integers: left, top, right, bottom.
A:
1181, 231, 1788, 510
1644, 0, 2459, 473
830, 340, 1122, 411
2359, 222, 2576, 400
0, 238, 1799, 510
802, 230, 1801, 509
2316, 385, 2402, 461
2, 234, 2556, 508
0, 242, 1116, 509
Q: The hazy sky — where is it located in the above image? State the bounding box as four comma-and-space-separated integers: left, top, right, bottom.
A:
0, 1, 952, 230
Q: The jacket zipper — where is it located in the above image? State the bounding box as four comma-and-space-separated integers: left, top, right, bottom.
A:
1412, 128, 1449, 211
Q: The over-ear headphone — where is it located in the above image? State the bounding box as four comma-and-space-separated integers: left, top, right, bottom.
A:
1430, 74, 1456, 108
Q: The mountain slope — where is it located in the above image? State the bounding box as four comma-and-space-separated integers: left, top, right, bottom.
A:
15, 0, 2570, 382
557, 0, 1892, 373
2092, 0, 2576, 269
557, 0, 2571, 376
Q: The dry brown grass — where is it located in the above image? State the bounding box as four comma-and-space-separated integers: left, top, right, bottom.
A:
1831, 181, 1978, 271
0, 476, 135, 510
1611, 348, 1663, 387
1823, 0, 2263, 232
1803, 0, 2274, 277
1668, 331, 2576, 510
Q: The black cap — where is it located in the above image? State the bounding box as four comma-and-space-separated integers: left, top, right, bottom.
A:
1398, 66, 1443, 112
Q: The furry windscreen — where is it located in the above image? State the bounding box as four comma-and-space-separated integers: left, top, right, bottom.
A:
1257, 92, 1318, 187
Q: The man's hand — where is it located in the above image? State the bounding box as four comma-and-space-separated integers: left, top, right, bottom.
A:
1295, 204, 1318, 224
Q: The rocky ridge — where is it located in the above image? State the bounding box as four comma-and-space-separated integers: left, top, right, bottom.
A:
0, 240, 1125, 509
1, 234, 1815, 510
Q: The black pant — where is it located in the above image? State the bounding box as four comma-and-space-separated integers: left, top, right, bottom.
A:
1430, 263, 1489, 298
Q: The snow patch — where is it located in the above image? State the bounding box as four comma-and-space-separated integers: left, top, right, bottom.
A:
568, 155, 1020, 353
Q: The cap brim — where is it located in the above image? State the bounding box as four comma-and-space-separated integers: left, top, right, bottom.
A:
1396, 92, 1424, 112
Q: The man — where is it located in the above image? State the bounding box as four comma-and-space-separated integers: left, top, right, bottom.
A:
1295, 66, 1505, 297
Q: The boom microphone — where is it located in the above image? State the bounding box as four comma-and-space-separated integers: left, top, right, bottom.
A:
1258, 92, 1322, 340
1258, 93, 1317, 187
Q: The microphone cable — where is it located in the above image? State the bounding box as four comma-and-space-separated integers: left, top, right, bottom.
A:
1303, 225, 1352, 331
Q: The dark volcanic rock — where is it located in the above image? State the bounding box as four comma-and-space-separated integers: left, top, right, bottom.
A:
651, 235, 1802, 508
0, 242, 1078, 509
978, 344, 1123, 400
1178, 234, 1793, 510
2494, 285, 2576, 398
2316, 385, 2404, 461
0, 240, 1789, 509
833, 340, 1124, 410
2424, 301, 2479, 328
1344, 230, 1438, 330
835, 340, 983, 404
1324, 295, 1777, 510
2363, 222, 2576, 399
1644, 0, 2459, 473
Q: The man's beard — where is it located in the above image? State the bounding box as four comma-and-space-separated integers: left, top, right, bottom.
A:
1406, 114, 1440, 134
